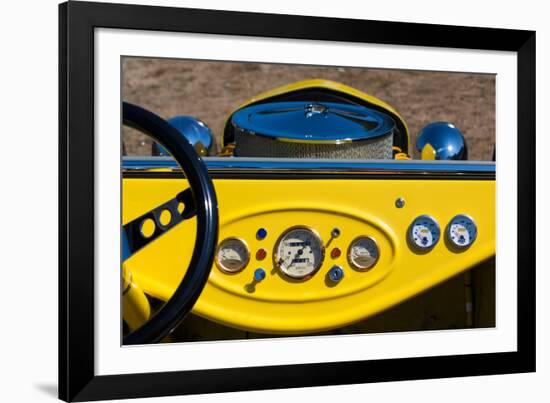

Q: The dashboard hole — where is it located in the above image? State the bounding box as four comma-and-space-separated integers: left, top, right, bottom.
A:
177, 202, 184, 214
159, 209, 172, 226
140, 218, 155, 238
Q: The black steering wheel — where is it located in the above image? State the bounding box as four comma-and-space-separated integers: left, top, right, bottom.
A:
122, 102, 218, 345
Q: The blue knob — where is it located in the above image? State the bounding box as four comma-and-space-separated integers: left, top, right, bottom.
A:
256, 228, 268, 240
328, 266, 344, 283
254, 268, 266, 282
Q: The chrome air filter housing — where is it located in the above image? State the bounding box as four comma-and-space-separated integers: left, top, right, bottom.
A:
231, 101, 395, 159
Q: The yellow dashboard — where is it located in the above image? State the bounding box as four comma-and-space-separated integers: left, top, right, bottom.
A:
122, 171, 495, 334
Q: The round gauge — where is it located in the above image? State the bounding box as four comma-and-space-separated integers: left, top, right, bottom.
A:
215, 237, 250, 273
274, 226, 325, 279
408, 215, 440, 251
348, 236, 380, 271
447, 214, 477, 250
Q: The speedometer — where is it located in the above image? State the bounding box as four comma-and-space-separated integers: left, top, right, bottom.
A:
274, 226, 325, 279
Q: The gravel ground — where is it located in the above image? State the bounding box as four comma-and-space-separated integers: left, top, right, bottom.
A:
122, 57, 495, 160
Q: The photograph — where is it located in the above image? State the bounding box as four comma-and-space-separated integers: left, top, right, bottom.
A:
55, 1, 537, 401
120, 58, 496, 344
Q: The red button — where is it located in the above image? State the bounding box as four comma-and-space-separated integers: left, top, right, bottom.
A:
331, 247, 341, 259
256, 248, 267, 261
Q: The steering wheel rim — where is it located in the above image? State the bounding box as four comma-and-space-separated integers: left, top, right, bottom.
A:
122, 102, 218, 345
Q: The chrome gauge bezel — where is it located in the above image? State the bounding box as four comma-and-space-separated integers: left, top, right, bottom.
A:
215, 237, 250, 274
347, 235, 380, 271
446, 214, 478, 250
273, 225, 325, 280
408, 215, 441, 252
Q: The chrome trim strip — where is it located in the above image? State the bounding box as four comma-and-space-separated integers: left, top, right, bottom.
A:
122, 156, 495, 177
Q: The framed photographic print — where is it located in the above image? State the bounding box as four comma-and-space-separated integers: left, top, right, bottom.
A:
59, 1, 535, 401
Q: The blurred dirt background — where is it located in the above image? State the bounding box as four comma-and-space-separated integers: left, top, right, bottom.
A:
122, 57, 495, 160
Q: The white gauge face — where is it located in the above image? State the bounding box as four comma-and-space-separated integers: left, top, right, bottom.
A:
348, 236, 379, 270
274, 227, 324, 279
447, 215, 477, 249
216, 238, 250, 273
409, 215, 440, 251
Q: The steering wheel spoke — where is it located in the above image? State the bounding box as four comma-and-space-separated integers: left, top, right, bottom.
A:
123, 188, 196, 258
122, 102, 218, 345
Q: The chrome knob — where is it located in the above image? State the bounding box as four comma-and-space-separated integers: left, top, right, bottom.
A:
328, 265, 344, 283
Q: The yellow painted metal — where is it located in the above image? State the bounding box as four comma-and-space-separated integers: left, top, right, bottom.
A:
122, 265, 151, 331
421, 143, 437, 160
122, 176, 494, 334
221, 79, 410, 152
394, 153, 410, 160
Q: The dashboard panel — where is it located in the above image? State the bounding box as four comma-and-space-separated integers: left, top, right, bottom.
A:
122, 176, 495, 334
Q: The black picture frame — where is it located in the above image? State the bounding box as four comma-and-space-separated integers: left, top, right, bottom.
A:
59, 1, 536, 401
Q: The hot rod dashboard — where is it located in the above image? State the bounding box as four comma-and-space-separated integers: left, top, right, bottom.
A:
122, 158, 495, 334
